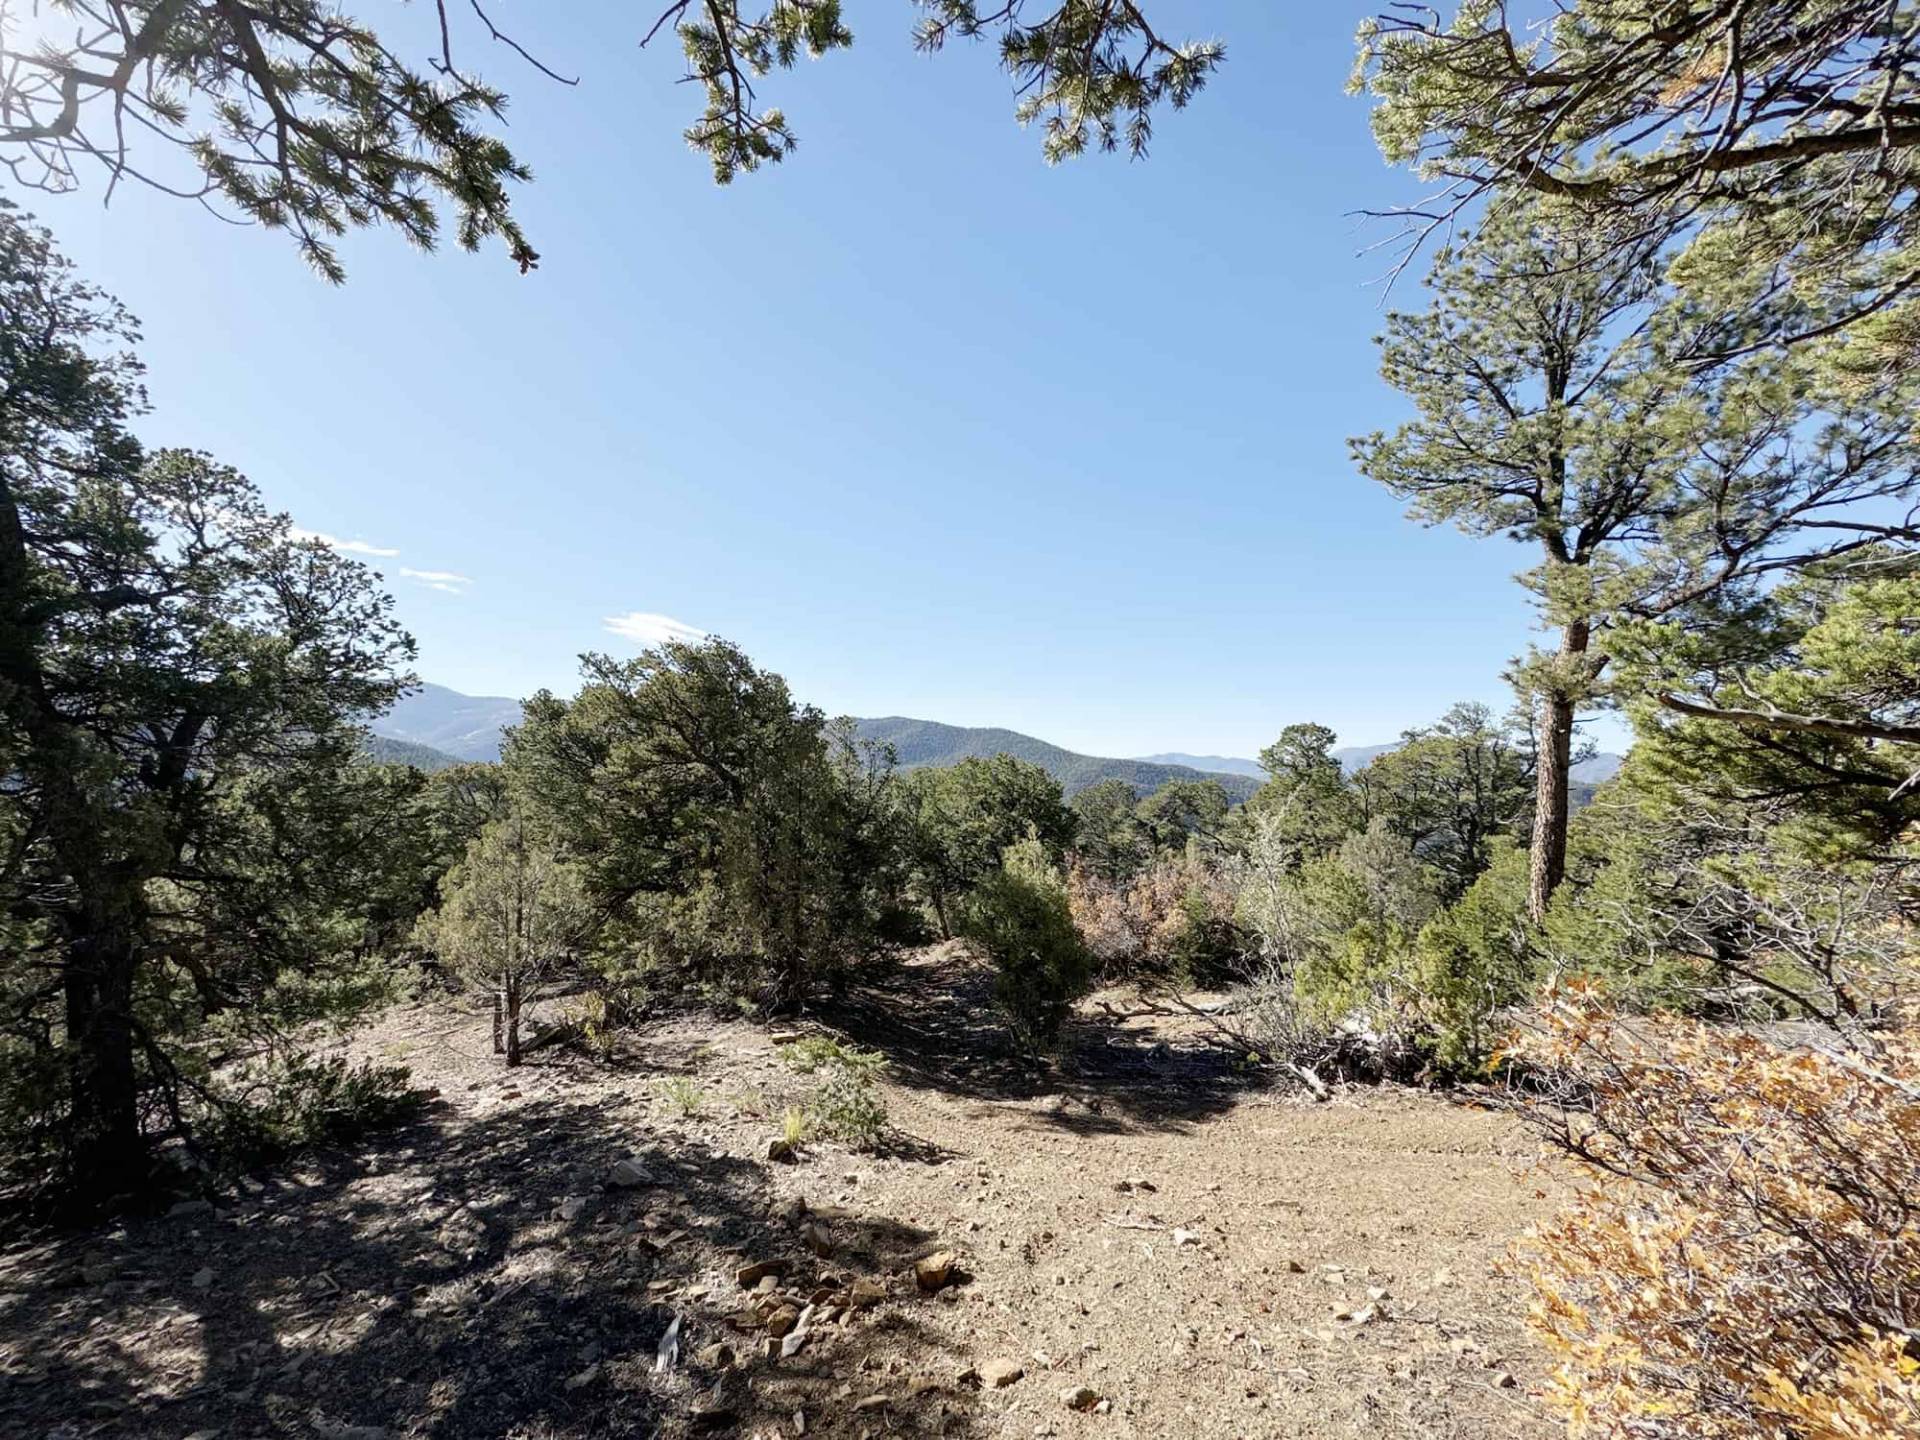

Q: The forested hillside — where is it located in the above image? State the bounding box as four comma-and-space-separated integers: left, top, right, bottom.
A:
855, 716, 1261, 802
371, 683, 523, 762
362, 734, 464, 772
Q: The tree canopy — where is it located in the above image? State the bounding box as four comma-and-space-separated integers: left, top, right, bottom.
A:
0, 203, 414, 1196
0, 1, 1223, 278
1353, 1, 1920, 351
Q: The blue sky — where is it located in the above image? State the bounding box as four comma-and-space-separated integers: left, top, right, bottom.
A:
31, 2, 1604, 760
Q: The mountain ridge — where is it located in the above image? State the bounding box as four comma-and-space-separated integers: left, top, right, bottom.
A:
856, 717, 1260, 802
370, 682, 523, 762
369, 684, 1624, 802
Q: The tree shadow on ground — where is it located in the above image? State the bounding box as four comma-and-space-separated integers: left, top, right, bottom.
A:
818, 947, 1267, 1135
0, 1091, 985, 1439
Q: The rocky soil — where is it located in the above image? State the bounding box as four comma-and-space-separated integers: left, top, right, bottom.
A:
0, 946, 1560, 1439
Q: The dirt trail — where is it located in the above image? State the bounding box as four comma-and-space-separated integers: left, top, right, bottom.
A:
0, 947, 1558, 1439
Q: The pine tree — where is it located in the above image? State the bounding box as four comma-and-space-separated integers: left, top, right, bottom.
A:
1353, 194, 1919, 920
0, 2, 1219, 275
0, 205, 413, 1196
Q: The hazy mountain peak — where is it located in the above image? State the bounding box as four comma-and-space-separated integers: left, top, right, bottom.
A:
370, 681, 523, 763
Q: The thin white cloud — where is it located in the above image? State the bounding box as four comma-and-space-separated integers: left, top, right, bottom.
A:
604, 611, 707, 647
400, 566, 473, 595
290, 525, 399, 558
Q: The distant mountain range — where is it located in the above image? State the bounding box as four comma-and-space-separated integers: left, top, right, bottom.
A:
1143, 744, 1624, 784
1135, 752, 1266, 779
856, 718, 1261, 803
370, 682, 523, 762
363, 733, 465, 771
365, 684, 1625, 802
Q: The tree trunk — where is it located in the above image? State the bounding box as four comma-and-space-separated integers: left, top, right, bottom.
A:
504, 982, 523, 1067
492, 989, 505, 1054
64, 917, 144, 1200
1527, 621, 1589, 924
931, 891, 951, 941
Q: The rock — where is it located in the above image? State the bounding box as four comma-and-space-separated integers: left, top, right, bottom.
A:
845, 1277, 885, 1310
1060, 1385, 1099, 1412
1493, 1371, 1518, 1390
1113, 1177, 1156, 1194
801, 1222, 834, 1258
792, 1410, 807, 1435
737, 1259, 789, 1288
1284, 1259, 1306, 1274
609, 1158, 657, 1189
765, 1305, 802, 1339
564, 1362, 600, 1391
558, 1195, 590, 1221
914, 1251, 958, 1293
696, 1342, 737, 1370
81, 1261, 116, 1285
781, 1329, 810, 1358
691, 1377, 741, 1426
853, 1395, 891, 1413
956, 1365, 981, 1387
1171, 1229, 1200, 1247
190, 1267, 214, 1289
308, 1415, 392, 1440
768, 1139, 798, 1164
168, 1198, 214, 1218
980, 1359, 1024, 1389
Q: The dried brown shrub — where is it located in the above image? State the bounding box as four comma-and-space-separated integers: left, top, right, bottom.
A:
1512, 983, 1920, 1438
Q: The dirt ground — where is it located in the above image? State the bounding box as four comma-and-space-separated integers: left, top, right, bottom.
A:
0, 945, 1561, 1439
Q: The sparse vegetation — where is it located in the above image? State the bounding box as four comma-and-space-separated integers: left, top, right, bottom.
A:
5, 8, 1919, 1438
778, 1037, 890, 1148
657, 1076, 706, 1117
958, 838, 1093, 1054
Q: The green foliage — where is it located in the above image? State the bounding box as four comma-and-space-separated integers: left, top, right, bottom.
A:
914, 1, 1223, 163
561, 990, 620, 1063
1135, 779, 1230, 854
193, 1055, 423, 1175
1352, 190, 1918, 917
0, 4, 1220, 270
1355, 703, 1534, 903
1413, 843, 1536, 1068
781, 1105, 810, 1148
1071, 777, 1150, 881
0, 4, 540, 280
960, 838, 1093, 1053
507, 640, 899, 1011
0, 206, 417, 1196
778, 1036, 889, 1147
413, 814, 593, 1064
658, 1076, 706, 1117
1352, 1, 1920, 372
1241, 723, 1359, 864
900, 754, 1078, 933
1163, 879, 1242, 990
1613, 563, 1920, 863
1287, 823, 1437, 1034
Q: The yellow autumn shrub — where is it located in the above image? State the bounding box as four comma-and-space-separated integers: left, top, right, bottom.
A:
1513, 986, 1920, 1439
